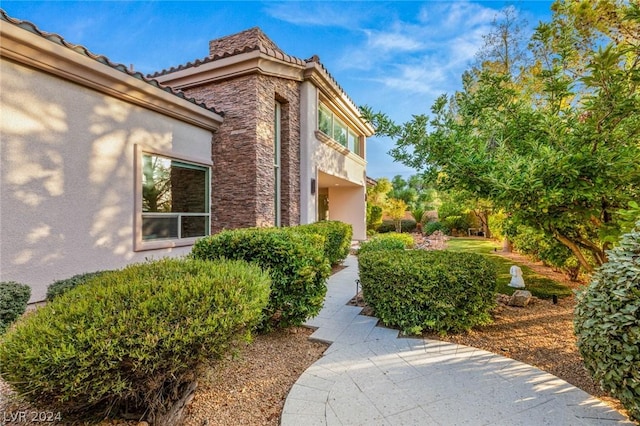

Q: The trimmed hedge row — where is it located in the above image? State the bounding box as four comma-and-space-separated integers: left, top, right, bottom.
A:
295, 220, 352, 265
0, 258, 270, 424
358, 232, 414, 255
377, 219, 417, 233
0, 281, 31, 334
358, 250, 497, 334
191, 227, 330, 330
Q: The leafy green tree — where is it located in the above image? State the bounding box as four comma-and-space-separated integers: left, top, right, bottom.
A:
363, 0, 640, 272
366, 178, 392, 230
387, 198, 408, 233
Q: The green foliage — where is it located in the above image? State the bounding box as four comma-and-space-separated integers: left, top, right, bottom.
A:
574, 223, 640, 421
191, 227, 330, 330
367, 204, 383, 231
359, 250, 497, 334
0, 259, 270, 422
377, 219, 417, 234
424, 221, 450, 236
368, 1, 640, 273
46, 270, 113, 301
0, 282, 31, 334
446, 238, 573, 299
295, 221, 353, 265
358, 232, 414, 255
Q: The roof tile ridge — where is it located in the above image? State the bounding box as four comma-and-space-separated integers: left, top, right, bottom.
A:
305, 55, 359, 112
0, 9, 223, 117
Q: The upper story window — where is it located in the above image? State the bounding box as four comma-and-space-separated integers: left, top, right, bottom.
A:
135, 148, 211, 251
318, 102, 361, 156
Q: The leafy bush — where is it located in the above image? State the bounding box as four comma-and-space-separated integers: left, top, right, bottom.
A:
0, 258, 270, 424
574, 223, 640, 421
367, 204, 383, 231
46, 270, 113, 301
358, 232, 414, 255
0, 282, 31, 334
377, 219, 417, 233
359, 250, 497, 334
191, 227, 330, 330
424, 221, 450, 236
295, 221, 352, 265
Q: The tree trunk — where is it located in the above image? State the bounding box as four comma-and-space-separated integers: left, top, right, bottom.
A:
502, 237, 512, 253
553, 232, 594, 274
147, 380, 198, 426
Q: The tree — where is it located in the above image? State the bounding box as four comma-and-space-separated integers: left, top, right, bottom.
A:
363, 1, 640, 272
387, 198, 408, 233
366, 178, 392, 230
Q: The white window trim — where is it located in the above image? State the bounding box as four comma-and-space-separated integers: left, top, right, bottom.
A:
318, 101, 363, 157
134, 144, 212, 252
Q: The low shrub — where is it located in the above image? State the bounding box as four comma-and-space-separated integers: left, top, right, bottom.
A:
295, 221, 352, 265
358, 232, 414, 255
377, 219, 417, 233
46, 270, 113, 301
0, 282, 31, 334
0, 258, 270, 424
574, 223, 640, 421
424, 221, 450, 236
358, 250, 497, 335
191, 227, 330, 330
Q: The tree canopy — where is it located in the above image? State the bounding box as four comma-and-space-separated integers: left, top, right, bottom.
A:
363, 0, 640, 272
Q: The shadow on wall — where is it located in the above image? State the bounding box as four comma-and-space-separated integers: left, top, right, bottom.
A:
1, 62, 176, 301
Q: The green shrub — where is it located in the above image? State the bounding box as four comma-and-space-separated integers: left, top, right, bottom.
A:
0, 258, 270, 424
358, 250, 497, 335
377, 219, 417, 233
295, 221, 352, 265
358, 232, 414, 255
0, 282, 31, 334
574, 223, 640, 421
424, 221, 450, 236
367, 204, 383, 230
46, 270, 113, 301
191, 227, 330, 330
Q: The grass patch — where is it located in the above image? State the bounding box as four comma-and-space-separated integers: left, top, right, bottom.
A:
445, 238, 572, 299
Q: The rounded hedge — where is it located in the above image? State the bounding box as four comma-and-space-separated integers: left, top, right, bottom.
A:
295, 221, 353, 265
46, 270, 113, 301
0, 281, 31, 334
574, 224, 640, 421
0, 258, 270, 423
191, 227, 330, 330
358, 250, 497, 334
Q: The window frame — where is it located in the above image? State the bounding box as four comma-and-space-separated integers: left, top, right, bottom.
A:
134, 144, 212, 252
317, 101, 362, 156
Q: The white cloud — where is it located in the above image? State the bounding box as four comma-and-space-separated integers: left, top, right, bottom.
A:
265, 2, 369, 28
364, 29, 424, 52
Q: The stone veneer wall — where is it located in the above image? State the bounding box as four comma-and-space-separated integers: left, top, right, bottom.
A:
183, 74, 300, 232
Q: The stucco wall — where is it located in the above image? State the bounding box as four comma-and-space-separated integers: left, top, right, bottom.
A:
1, 59, 213, 302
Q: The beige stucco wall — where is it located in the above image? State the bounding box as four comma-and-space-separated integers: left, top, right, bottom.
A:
1, 58, 214, 302
299, 81, 367, 240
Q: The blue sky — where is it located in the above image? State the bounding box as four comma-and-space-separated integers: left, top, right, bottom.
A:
2, 1, 554, 179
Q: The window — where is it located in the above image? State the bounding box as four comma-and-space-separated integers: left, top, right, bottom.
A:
274, 101, 282, 226
136, 150, 210, 249
318, 102, 361, 155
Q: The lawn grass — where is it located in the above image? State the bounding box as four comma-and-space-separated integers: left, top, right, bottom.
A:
445, 238, 573, 299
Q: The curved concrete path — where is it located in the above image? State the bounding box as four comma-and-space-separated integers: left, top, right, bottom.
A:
281, 255, 632, 426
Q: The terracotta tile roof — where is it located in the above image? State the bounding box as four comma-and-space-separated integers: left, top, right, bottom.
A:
148, 27, 305, 78
304, 54, 360, 116
0, 9, 223, 117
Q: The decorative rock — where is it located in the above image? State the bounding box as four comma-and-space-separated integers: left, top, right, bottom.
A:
508, 265, 526, 288
509, 290, 532, 307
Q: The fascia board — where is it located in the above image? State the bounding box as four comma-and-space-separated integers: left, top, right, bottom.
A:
154, 50, 305, 89
304, 62, 375, 137
0, 23, 223, 131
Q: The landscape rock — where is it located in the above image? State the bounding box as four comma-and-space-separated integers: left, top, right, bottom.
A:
509, 290, 533, 307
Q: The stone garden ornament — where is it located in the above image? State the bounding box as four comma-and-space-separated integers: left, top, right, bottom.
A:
509, 265, 525, 288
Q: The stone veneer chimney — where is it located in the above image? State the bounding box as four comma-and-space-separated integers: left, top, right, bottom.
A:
209, 27, 283, 57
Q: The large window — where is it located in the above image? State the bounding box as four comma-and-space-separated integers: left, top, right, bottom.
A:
318, 102, 361, 156
138, 151, 210, 247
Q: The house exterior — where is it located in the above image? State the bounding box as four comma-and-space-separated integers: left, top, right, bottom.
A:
0, 12, 223, 301
151, 28, 374, 240
0, 14, 372, 302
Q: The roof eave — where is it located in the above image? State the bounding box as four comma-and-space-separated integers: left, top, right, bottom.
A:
304, 62, 375, 137
0, 16, 223, 131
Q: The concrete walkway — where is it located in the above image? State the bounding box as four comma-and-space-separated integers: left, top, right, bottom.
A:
281, 255, 632, 426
